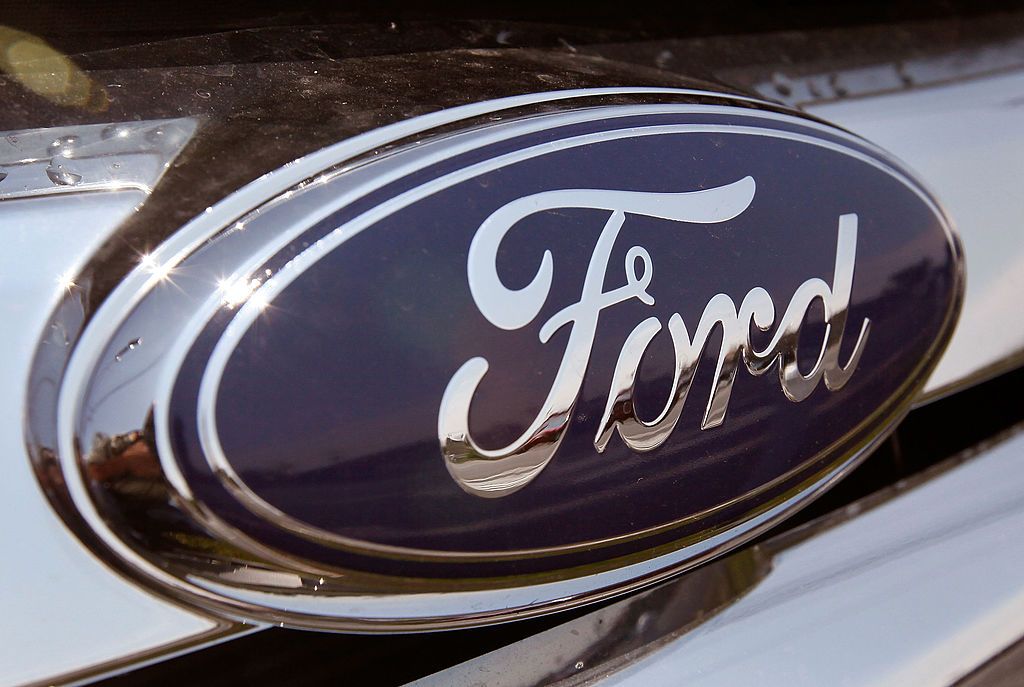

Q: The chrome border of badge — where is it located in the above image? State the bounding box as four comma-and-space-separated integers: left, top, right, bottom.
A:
26, 87, 964, 630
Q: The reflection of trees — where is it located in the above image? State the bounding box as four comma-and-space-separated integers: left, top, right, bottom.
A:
854, 257, 944, 373
75, 412, 255, 570
872, 254, 942, 303
86, 428, 159, 484
31, 446, 65, 502
882, 257, 941, 302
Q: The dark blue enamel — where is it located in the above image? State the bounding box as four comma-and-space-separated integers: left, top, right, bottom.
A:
166, 109, 959, 576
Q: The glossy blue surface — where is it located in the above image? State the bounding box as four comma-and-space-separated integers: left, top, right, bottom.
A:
166, 110, 958, 576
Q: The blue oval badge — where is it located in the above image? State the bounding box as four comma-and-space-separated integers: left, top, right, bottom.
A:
32, 89, 962, 630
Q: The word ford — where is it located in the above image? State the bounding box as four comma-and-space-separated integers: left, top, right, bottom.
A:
439, 176, 871, 498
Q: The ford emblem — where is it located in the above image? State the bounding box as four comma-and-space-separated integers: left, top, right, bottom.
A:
28, 89, 963, 629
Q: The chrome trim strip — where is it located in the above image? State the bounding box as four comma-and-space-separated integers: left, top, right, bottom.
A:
39, 622, 258, 687
416, 422, 1024, 687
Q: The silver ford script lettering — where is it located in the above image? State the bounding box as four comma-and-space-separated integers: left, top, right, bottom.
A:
439, 176, 871, 497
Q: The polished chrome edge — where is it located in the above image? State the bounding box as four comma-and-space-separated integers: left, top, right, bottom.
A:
0, 118, 234, 687
955, 631, 1024, 687
916, 347, 1024, 407
29, 86, 965, 631
28, 621, 262, 687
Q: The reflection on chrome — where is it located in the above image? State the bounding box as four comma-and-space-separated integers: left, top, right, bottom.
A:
218, 275, 271, 311
55, 270, 77, 294
440, 180, 870, 497
139, 253, 174, 281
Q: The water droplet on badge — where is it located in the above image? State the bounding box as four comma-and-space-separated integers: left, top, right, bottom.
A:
114, 338, 143, 362
46, 159, 83, 186
101, 124, 131, 140
49, 321, 70, 347
49, 135, 79, 158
